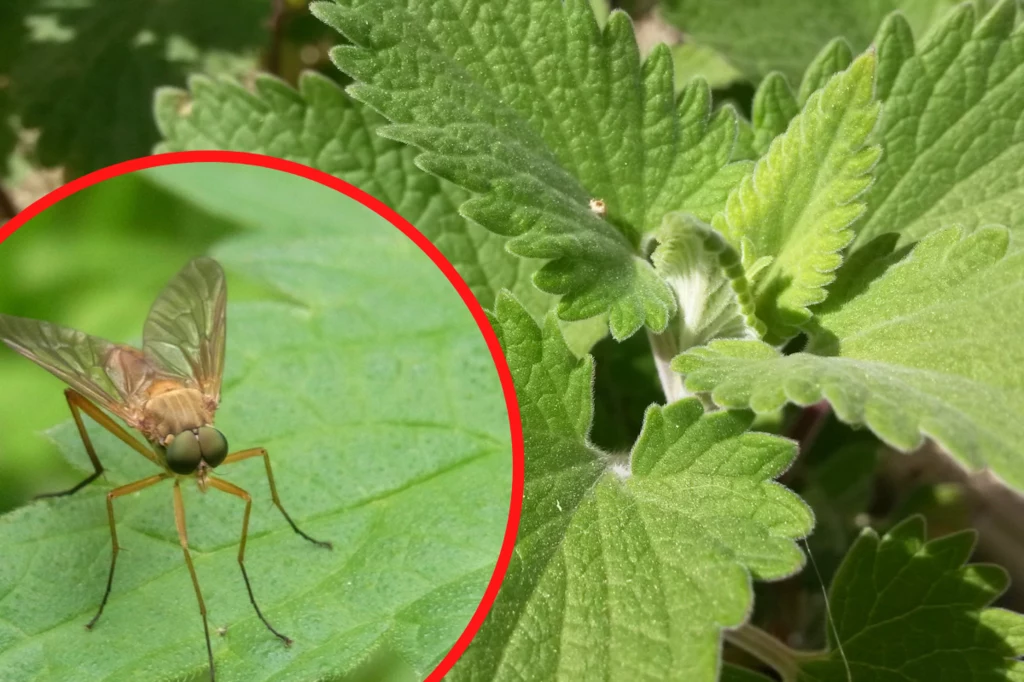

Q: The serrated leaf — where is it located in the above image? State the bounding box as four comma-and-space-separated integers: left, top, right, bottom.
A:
734, 37, 855, 162
0, 165, 511, 681
674, 225, 1024, 491
453, 293, 810, 682
712, 55, 881, 344
9, 0, 269, 177
310, 0, 752, 339
659, 0, 986, 84
857, 0, 1024, 247
798, 516, 1024, 680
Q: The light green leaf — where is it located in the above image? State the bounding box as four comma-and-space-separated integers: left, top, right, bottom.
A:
659, 0, 987, 84
734, 37, 855, 162
712, 55, 881, 344
0, 165, 511, 681
453, 293, 810, 682
674, 225, 1024, 491
311, 0, 752, 339
857, 0, 1024, 247
671, 42, 743, 91
798, 516, 1024, 680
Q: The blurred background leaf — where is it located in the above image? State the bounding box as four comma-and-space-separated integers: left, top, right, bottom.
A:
0, 0, 344, 206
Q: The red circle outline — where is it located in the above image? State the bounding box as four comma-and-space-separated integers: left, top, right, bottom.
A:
0, 150, 523, 680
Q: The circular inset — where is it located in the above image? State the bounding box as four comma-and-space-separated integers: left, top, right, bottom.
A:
0, 153, 523, 682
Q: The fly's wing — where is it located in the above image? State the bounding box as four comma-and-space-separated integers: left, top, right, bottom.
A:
0, 314, 147, 423
142, 257, 227, 406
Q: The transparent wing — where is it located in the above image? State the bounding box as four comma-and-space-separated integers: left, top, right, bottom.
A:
142, 257, 227, 405
0, 314, 150, 424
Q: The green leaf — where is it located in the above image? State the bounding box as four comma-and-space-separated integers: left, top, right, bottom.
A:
857, 0, 1024, 247
734, 37, 854, 162
674, 225, 1024, 491
712, 54, 881, 344
659, 0, 984, 84
156, 74, 543, 310
453, 294, 810, 682
798, 516, 1024, 680
671, 43, 743, 91
0, 165, 512, 680
9, 0, 268, 176
311, 0, 752, 339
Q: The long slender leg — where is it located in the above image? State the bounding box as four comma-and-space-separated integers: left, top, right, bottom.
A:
86, 473, 170, 629
37, 389, 159, 499
221, 447, 332, 549
207, 476, 292, 645
173, 481, 216, 682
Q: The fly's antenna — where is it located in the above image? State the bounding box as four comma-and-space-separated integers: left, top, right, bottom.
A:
802, 537, 850, 680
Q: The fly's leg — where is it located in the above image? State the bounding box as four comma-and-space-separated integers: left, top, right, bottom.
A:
221, 447, 332, 549
36, 388, 160, 499
173, 480, 216, 682
86, 473, 169, 629
207, 476, 292, 645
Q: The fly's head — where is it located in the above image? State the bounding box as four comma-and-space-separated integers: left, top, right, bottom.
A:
162, 426, 229, 485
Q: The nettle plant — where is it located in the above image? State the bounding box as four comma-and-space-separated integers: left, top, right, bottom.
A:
154, 0, 1024, 679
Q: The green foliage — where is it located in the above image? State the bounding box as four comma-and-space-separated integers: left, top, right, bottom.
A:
712, 55, 881, 343
675, 226, 1024, 489
659, 0, 988, 84
858, 0, 1024, 246
155, 72, 548, 318
311, 0, 752, 340
0, 165, 511, 681
453, 294, 810, 682
798, 517, 1024, 680
4, 0, 270, 177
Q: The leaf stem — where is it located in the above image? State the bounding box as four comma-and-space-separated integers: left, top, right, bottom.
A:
725, 624, 803, 681
647, 327, 687, 404
0, 181, 17, 221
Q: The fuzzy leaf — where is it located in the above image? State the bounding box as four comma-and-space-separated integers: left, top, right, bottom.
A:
155, 73, 610, 354
0, 165, 512, 681
453, 294, 810, 682
857, 0, 1024, 247
798, 517, 1024, 680
674, 226, 1024, 491
311, 0, 752, 339
713, 55, 881, 343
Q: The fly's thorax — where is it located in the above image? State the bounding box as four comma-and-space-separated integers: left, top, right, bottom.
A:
143, 387, 212, 443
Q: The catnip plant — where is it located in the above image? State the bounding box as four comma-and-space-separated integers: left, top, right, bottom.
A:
3, 0, 1024, 679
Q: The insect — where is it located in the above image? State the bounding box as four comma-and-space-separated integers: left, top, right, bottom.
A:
0, 257, 331, 680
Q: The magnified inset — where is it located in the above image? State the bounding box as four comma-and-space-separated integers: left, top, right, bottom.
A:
0, 155, 520, 682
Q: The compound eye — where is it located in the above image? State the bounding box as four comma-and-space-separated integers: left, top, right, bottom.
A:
165, 431, 201, 474
197, 426, 229, 468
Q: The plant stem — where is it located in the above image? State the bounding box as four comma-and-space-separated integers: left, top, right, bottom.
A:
725, 624, 802, 682
264, 0, 287, 77
788, 400, 830, 454
647, 327, 687, 404
0, 181, 17, 221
